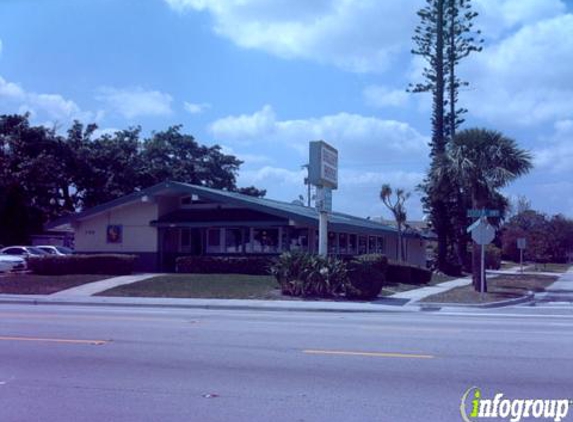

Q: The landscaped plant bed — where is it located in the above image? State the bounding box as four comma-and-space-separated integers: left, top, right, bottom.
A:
0, 274, 114, 295
419, 274, 558, 304
97, 274, 281, 299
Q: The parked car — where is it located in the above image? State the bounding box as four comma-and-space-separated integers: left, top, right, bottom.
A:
0, 246, 50, 258
0, 255, 27, 272
36, 245, 73, 256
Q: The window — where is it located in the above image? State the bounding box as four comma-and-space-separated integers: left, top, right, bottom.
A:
328, 232, 338, 254
207, 229, 221, 253
180, 229, 191, 252
290, 228, 309, 251
358, 235, 367, 254
348, 234, 357, 255
252, 228, 279, 253
225, 228, 243, 253
376, 237, 385, 254
369, 236, 376, 254
338, 233, 348, 254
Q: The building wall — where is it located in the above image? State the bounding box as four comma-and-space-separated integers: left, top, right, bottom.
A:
74, 202, 159, 253
405, 237, 427, 267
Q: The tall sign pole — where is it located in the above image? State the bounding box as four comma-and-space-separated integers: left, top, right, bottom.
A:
467, 215, 496, 298
517, 238, 526, 273
309, 141, 338, 256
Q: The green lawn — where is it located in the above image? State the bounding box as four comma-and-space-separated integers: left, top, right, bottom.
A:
0, 274, 113, 295
420, 273, 557, 304
97, 274, 280, 299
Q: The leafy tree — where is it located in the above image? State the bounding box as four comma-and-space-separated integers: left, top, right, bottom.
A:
380, 184, 410, 262
444, 128, 533, 290
0, 115, 263, 243
410, 0, 482, 273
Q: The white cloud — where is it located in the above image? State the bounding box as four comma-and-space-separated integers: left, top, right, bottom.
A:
219, 145, 272, 165
238, 165, 425, 218
473, 0, 565, 39
184, 101, 211, 115
164, 0, 419, 73
363, 85, 409, 108
460, 13, 573, 126
164, 0, 568, 74
534, 120, 573, 173
96, 86, 173, 119
209, 105, 429, 163
0, 75, 99, 123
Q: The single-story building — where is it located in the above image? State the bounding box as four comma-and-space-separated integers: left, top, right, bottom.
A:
47, 181, 427, 271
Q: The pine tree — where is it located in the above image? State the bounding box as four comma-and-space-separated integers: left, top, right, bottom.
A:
409, 0, 482, 274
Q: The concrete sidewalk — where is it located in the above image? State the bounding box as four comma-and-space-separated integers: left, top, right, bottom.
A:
536, 267, 573, 303
51, 273, 164, 297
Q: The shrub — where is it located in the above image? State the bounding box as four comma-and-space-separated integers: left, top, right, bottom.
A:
28, 254, 136, 275
386, 262, 431, 285
485, 245, 502, 270
176, 255, 275, 275
270, 252, 347, 298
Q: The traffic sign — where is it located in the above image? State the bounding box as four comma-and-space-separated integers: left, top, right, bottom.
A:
467, 209, 500, 218
517, 238, 526, 249
467, 218, 495, 245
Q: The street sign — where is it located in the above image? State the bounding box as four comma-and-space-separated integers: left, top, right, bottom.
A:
467, 209, 500, 218
468, 219, 495, 245
517, 238, 526, 249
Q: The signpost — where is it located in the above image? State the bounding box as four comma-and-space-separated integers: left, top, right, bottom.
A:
517, 237, 526, 273
467, 217, 496, 297
309, 141, 338, 256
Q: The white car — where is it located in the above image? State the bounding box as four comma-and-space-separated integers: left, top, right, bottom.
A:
1, 246, 50, 258
36, 245, 73, 256
0, 255, 26, 272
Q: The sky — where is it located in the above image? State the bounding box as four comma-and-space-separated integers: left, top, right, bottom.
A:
1, 0, 572, 222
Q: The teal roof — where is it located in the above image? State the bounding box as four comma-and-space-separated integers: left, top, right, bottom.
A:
47, 181, 417, 238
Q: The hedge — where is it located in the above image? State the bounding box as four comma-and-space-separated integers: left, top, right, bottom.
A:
176, 255, 276, 275
386, 262, 432, 285
345, 254, 388, 300
28, 254, 136, 275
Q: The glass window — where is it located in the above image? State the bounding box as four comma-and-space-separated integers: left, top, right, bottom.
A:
368, 236, 376, 254
207, 229, 221, 253
348, 234, 357, 255
252, 228, 279, 253
376, 237, 385, 254
328, 232, 338, 254
181, 229, 191, 248
290, 228, 308, 252
339, 233, 348, 255
358, 235, 367, 254
225, 228, 243, 253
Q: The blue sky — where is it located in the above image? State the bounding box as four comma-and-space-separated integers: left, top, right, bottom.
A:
1, 0, 572, 221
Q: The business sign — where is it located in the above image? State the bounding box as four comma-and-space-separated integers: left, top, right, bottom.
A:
309, 140, 338, 190
467, 209, 500, 218
517, 238, 527, 249
106, 225, 123, 244
315, 187, 332, 212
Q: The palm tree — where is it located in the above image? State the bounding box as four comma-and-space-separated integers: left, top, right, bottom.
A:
380, 184, 410, 262
443, 128, 533, 290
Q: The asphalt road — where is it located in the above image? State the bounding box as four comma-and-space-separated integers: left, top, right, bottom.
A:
0, 304, 572, 422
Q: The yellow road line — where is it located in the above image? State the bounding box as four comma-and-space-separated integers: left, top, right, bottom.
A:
0, 336, 108, 345
303, 349, 434, 359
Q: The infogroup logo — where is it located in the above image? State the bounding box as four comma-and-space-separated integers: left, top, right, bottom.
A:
460, 387, 571, 422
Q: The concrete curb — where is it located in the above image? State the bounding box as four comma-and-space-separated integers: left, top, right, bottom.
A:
415, 291, 535, 310
0, 295, 417, 314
